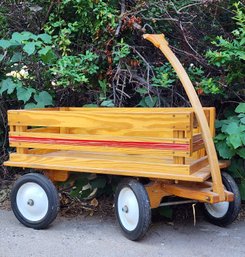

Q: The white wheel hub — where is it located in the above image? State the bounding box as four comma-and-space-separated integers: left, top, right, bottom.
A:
204, 201, 229, 218
117, 187, 139, 231
16, 182, 49, 222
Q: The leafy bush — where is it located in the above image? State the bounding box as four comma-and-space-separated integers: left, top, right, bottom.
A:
51, 51, 99, 87
206, 2, 245, 100
215, 103, 245, 159
0, 31, 55, 108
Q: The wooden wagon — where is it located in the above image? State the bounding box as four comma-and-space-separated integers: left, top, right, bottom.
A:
4, 34, 240, 241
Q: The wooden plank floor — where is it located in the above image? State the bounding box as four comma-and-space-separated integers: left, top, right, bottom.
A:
5, 150, 212, 182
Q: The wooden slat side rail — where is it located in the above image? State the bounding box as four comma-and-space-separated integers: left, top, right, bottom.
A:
9, 131, 191, 145
8, 111, 192, 132
4, 153, 210, 182
9, 141, 191, 157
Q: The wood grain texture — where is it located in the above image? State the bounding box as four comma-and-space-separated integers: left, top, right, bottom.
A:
145, 181, 171, 208
4, 151, 214, 182
163, 182, 233, 204
9, 141, 191, 157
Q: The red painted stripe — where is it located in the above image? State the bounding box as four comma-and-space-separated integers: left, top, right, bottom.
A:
9, 136, 189, 151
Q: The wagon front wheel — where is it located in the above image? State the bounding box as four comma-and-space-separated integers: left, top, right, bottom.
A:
11, 173, 60, 229
115, 179, 151, 241
203, 172, 241, 226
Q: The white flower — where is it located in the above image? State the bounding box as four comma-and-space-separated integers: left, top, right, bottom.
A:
6, 66, 29, 80
6, 71, 21, 79
19, 68, 29, 78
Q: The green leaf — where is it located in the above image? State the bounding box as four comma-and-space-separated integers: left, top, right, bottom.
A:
12, 31, 37, 42
24, 103, 37, 109
240, 125, 245, 132
17, 87, 35, 103
0, 39, 12, 49
145, 96, 158, 107
215, 119, 224, 129
241, 133, 245, 145
38, 46, 52, 56
237, 148, 245, 159
222, 122, 240, 135
40, 49, 57, 64
138, 98, 147, 107
0, 78, 19, 94
23, 42, 36, 55
227, 134, 242, 149
136, 88, 148, 95
235, 103, 245, 113
11, 32, 24, 43
100, 100, 114, 107
10, 52, 23, 63
38, 34, 52, 44
0, 54, 4, 62
228, 159, 245, 178
241, 117, 245, 124
215, 133, 226, 140
34, 91, 53, 107
216, 141, 235, 159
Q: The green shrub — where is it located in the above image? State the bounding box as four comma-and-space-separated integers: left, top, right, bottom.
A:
215, 103, 245, 160
206, 2, 245, 99
0, 31, 55, 108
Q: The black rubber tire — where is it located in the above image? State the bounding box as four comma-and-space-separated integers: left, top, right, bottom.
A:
203, 172, 241, 226
11, 173, 60, 229
115, 179, 151, 241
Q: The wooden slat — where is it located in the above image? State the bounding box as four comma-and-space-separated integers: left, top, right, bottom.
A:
163, 182, 229, 204
10, 131, 191, 144
173, 130, 185, 164
4, 153, 209, 182
190, 156, 209, 173
26, 127, 59, 133
192, 133, 204, 152
8, 111, 191, 134
15, 126, 27, 154
209, 107, 216, 137
6, 152, 190, 173
39, 150, 175, 164
9, 141, 191, 157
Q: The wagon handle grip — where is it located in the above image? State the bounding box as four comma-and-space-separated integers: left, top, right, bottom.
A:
143, 34, 225, 200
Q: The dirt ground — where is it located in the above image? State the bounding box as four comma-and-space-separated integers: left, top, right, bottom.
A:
0, 204, 245, 257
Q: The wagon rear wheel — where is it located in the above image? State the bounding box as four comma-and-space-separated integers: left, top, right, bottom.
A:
11, 173, 60, 229
115, 179, 151, 241
203, 172, 241, 226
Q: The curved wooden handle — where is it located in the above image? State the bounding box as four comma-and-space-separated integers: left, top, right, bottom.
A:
143, 34, 224, 199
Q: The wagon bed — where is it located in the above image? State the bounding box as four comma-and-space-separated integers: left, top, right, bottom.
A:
5, 107, 231, 204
